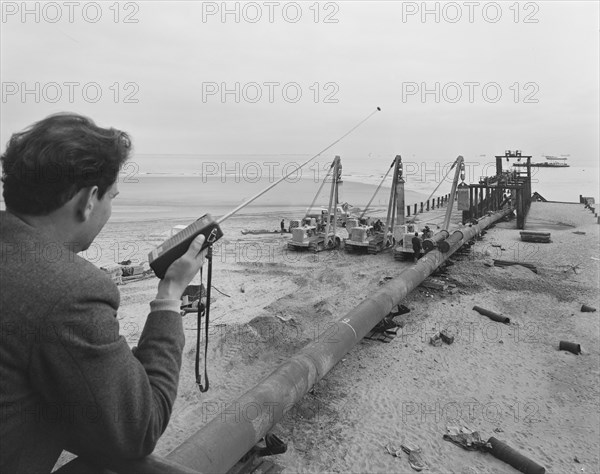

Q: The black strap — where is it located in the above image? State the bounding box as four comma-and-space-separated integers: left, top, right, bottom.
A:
196, 246, 212, 392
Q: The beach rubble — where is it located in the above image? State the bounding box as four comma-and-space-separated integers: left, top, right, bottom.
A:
386, 443, 426, 472
493, 259, 538, 273
472, 305, 511, 324
520, 231, 552, 243
429, 329, 455, 346
443, 425, 490, 452
443, 427, 547, 474
419, 278, 448, 291
559, 340, 582, 355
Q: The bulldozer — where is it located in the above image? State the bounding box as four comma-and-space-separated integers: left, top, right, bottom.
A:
392, 223, 430, 261
287, 156, 345, 253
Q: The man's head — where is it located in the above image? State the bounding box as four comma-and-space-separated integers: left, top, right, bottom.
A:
1, 113, 131, 250
414, 232, 418, 236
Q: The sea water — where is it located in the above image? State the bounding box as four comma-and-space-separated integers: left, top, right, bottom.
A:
126, 154, 598, 204
109, 175, 428, 222
1, 154, 597, 219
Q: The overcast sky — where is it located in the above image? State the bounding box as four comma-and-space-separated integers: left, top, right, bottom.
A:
1, 1, 599, 169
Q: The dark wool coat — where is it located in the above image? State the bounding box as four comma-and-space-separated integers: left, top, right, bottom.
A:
0, 211, 185, 473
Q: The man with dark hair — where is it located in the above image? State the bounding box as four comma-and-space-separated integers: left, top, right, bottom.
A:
0, 113, 207, 473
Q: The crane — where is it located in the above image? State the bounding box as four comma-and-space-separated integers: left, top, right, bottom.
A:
287, 156, 345, 253
345, 155, 403, 254
393, 155, 464, 260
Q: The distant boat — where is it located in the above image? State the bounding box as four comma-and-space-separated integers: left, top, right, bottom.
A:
513, 154, 570, 167
514, 161, 569, 168
544, 155, 568, 161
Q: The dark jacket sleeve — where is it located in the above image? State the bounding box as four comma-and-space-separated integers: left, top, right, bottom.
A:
28, 270, 185, 460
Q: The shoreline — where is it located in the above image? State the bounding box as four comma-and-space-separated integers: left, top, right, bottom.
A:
1, 169, 598, 216
103, 176, 434, 224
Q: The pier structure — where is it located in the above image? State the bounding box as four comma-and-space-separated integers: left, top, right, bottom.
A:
458, 150, 532, 229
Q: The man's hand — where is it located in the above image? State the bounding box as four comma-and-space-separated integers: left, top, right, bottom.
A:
156, 235, 208, 300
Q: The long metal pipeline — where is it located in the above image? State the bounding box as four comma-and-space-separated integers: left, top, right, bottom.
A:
163, 207, 513, 473
438, 230, 465, 253
422, 229, 449, 252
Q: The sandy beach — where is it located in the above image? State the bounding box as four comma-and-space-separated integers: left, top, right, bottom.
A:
55, 197, 600, 474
